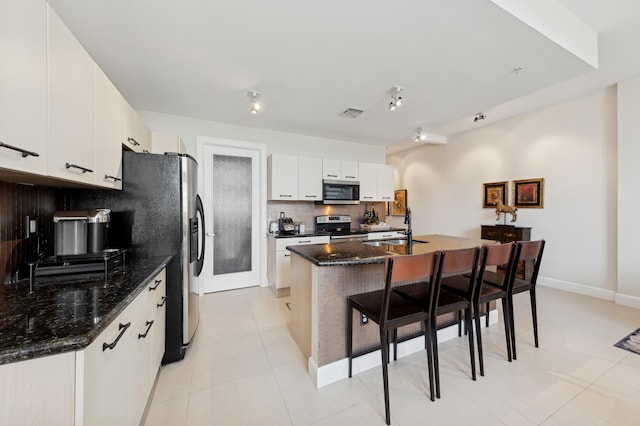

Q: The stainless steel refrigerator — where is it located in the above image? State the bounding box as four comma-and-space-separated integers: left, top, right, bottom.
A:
65, 151, 205, 363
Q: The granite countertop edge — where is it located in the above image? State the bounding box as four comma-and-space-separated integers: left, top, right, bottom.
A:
0, 255, 172, 365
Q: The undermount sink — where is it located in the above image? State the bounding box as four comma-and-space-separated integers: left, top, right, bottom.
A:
362, 239, 429, 247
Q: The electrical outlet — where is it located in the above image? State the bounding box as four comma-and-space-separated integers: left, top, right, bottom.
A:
360, 313, 368, 325
24, 216, 37, 238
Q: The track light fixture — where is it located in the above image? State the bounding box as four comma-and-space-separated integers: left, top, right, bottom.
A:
413, 127, 427, 143
473, 112, 486, 122
248, 90, 261, 114
388, 86, 403, 111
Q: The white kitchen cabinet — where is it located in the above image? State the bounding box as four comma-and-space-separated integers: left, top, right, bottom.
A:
377, 164, 394, 202
0, 0, 48, 176
268, 236, 330, 296
152, 131, 186, 154
79, 268, 166, 426
95, 66, 123, 189
298, 156, 322, 201
47, 6, 96, 185
151, 270, 167, 374
359, 162, 394, 202
322, 159, 358, 181
267, 154, 298, 200
122, 102, 151, 153
367, 231, 405, 240
0, 352, 76, 425
81, 299, 135, 426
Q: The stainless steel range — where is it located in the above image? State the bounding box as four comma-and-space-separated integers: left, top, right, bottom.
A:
315, 215, 368, 242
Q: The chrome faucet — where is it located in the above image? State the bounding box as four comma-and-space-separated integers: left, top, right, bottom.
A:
404, 207, 412, 246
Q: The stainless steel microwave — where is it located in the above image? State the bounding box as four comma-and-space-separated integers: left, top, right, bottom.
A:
322, 180, 360, 204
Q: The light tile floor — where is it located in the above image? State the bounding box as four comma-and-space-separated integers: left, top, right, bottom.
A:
144, 286, 640, 425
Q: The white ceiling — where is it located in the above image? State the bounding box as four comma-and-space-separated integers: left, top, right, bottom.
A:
46, 0, 640, 154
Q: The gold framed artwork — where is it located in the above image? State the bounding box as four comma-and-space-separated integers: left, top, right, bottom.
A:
513, 178, 544, 208
390, 189, 407, 216
482, 181, 507, 208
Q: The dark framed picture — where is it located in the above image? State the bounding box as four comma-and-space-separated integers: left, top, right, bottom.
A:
513, 178, 544, 208
483, 181, 507, 208
390, 189, 407, 216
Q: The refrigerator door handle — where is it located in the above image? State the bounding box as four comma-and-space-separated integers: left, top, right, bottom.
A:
194, 194, 206, 277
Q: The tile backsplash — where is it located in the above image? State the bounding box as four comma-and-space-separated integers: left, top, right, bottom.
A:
267, 201, 389, 232
0, 181, 56, 283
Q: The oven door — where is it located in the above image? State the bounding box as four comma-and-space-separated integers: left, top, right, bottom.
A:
322, 180, 360, 204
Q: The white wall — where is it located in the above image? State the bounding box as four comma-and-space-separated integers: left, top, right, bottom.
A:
388, 87, 619, 301
617, 75, 640, 304
138, 110, 386, 163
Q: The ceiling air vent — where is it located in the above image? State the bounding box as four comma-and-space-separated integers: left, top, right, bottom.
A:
339, 108, 364, 119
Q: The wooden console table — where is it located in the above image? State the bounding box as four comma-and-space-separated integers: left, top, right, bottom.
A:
481, 225, 532, 279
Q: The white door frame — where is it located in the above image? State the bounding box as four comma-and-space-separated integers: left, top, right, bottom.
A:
196, 136, 268, 295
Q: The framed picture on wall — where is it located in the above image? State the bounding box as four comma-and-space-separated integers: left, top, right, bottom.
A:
389, 189, 407, 216
513, 178, 544, 208
483, 181, 507, 208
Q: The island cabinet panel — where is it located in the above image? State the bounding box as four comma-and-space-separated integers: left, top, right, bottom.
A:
0, 352, 76, 425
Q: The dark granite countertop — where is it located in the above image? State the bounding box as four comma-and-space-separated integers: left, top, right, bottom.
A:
266, 227, 406, 239
0, 255, 171, 365
287, 234, 493, 266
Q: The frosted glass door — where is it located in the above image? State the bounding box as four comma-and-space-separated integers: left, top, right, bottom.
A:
212, 154, 251, 274
202, 145, 259, 293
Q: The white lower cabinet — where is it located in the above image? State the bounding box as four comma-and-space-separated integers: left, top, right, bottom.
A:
78, 268, 166, 426
268, 236, 330, 295
367, 231, 405, 240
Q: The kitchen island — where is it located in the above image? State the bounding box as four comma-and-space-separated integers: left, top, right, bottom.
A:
287, 234, 495, 387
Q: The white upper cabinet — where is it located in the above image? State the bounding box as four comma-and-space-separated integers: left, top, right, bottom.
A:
0, 0, 48, 175
298, 156, 322, 201
268, 154, 298, 200
122, 102, 151, 153
152, 132, 186, 154
377, 163, 394, 202
341, 160, 359, 181
95, 66, 123, 189
47, 6, 96, 185
322, 158, 358, 181
359, 162, 394, 202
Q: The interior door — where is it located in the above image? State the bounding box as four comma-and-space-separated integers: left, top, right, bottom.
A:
201, 145, 259, 292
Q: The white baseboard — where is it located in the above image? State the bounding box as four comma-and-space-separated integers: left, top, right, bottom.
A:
615, 293, 640, 309
310, 310, 499, 388
538, 276, 616, 301
538, 276, 640, 310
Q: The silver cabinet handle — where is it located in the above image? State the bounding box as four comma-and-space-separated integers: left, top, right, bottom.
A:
206, 233, 216, 237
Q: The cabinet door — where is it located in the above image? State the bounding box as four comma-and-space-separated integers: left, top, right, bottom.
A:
298, 156, 322, 201
152, 132, 186, 154
341, 161, 359, 181
83, 312, 133, 426
0, 0, 47, 175
358, 162, 378, 202
122, 102, 151, 153
267, 154, 298, 200
275, 250, 291, 289
95, 66, 123, 189
151, 275, 167, 374
130, 304, 155, 426
377, 164, 394, 202
47, 7, 96, 185
322, 158, 341, 180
